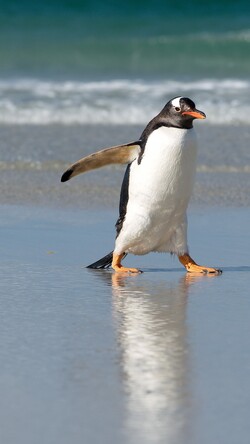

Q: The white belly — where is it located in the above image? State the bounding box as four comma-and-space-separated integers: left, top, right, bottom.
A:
115, 127, 197, 256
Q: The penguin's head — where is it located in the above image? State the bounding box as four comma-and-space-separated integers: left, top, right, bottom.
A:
161, 97, 206, 129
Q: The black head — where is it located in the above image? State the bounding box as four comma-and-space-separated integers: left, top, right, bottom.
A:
139, 96, 206, 156
158, 96, 206, 129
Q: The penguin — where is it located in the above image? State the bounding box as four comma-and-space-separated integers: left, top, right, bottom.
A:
61, 96, 222, 274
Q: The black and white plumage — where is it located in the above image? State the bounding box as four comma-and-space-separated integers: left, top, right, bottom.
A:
61, 96, 221, 274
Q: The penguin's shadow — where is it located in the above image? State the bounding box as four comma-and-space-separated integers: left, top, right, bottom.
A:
86, 267, 186, 275
219, 266, 250, 272
144, 266, 250, 273
86, 265, 250, 275
138, 267, 184, 273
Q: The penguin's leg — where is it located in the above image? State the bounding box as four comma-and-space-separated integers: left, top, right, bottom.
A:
178, 253, 222, 274
112, 253, 142, 274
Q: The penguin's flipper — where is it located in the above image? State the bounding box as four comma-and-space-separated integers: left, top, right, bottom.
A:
61, 142, 141, 182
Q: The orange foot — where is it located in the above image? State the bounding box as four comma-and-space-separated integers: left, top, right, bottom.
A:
178, 254, 222, 274
112, 253, 142, 274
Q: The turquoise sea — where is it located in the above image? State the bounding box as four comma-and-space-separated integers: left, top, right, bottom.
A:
0, 0, 250, 124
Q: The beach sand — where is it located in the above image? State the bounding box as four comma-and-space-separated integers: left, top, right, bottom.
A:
1, 202, 250, 444
1, 124, 250, 208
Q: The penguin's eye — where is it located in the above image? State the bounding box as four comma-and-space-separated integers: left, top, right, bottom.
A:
175, 107, 181, 112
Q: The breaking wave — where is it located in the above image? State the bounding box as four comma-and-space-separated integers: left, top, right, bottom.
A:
0, 78, 249, 125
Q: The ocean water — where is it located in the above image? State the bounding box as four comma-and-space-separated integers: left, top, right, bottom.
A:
0, 0, 250, 125
1, 78, 250, 125
0, 0, 250, 205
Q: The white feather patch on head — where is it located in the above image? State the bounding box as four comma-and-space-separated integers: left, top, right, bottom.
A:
171, 97, 183, 108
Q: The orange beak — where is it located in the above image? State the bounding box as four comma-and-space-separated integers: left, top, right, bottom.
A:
182, 109, 206, 119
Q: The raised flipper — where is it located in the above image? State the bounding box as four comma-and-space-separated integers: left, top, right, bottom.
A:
61, 142, 141, 182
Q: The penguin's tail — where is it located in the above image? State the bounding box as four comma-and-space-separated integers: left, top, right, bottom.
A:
86, 251, 113, 269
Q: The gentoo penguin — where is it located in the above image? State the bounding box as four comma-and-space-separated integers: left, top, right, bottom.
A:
61, 96, 221, 274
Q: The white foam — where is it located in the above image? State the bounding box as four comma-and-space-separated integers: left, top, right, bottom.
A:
0, 78, 249, 125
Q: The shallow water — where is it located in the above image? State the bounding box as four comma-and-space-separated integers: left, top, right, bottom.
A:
0, 204, 250, 444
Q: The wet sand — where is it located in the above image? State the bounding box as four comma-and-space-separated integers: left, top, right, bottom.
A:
0, 203, 250, 444
1, 124, 250, 208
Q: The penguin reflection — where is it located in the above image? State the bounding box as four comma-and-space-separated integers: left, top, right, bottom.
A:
111, 273, 197, 444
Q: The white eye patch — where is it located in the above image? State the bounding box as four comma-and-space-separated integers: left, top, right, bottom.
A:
171, 97, 183, 108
